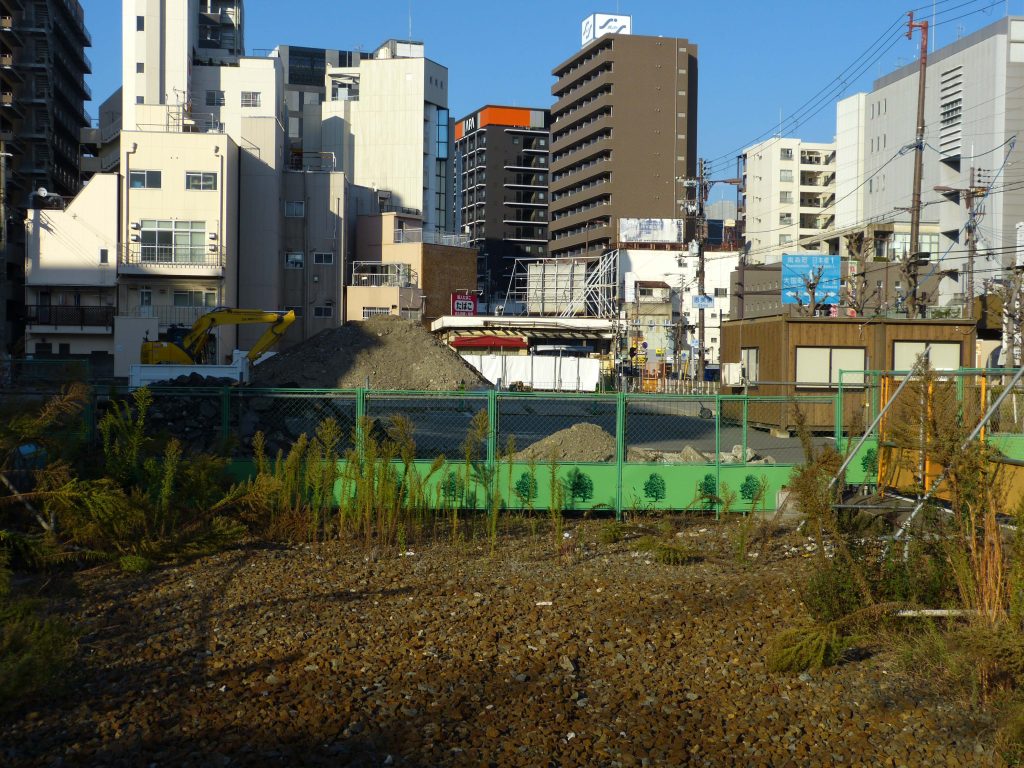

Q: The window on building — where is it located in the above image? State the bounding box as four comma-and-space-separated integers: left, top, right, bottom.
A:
780, 169, 793, 183
284, 305, 304, 317
780, 148, 793, 161
285, 201, 305, 218
129, 170, 161, 189
139, 220, 206, 263
136, 15, 144, 31
312, 252, 334, 265
173, 290, 217, 307
795, 347, 866, 389
99, 248, 109, 264
892, 341, 961, 371
362, 307, 391, 319
185, 172, 217, 190
241, 91, 261, 108
34, 342, 52, 355
314, 306, 334, 318
136, 62, 144, 73
780, 212, 792, 225
714, 287, 727, 298
779, 191, 793, 204
741, 347, 759, 384
205, 90, 225, 107
779, 234, 792, 245
136, 96, 144, 104
285, 252, 304, 269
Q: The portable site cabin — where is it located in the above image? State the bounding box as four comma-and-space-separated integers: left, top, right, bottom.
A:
719, 316, 976, 434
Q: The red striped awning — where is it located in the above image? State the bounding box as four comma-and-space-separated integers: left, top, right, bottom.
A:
450, 336, 528, 350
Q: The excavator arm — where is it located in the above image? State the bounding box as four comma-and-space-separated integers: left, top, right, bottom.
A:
141, 308, 296, 364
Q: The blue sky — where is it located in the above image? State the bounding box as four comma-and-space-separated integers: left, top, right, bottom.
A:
82, 0, 1017, 201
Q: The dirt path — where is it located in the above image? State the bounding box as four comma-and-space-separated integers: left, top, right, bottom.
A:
1, 520, 995, 767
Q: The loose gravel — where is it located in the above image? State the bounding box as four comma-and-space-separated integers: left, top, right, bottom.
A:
252, 316, 486, 391
1, 521, 996, 767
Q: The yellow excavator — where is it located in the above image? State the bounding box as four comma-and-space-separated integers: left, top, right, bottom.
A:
140, 308, 296, 365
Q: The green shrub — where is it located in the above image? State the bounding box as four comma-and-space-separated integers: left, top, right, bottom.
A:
118, 554, 153, 574
599, 521, 626, 545
0, 598, 76, 714
801, 557, 865, 623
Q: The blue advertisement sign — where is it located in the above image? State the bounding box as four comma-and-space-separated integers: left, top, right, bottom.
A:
691, 294, 715, 309
781, 254, 841, 306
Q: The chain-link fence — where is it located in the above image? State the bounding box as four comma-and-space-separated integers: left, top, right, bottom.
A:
70, 384, 854, 515
837, 368, 1024, 494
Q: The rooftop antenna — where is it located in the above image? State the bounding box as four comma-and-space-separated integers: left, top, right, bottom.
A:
408, 0, 413, 39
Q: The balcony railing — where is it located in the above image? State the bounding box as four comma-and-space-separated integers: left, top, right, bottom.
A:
25, 304, 114, 327
121, 243, 225, 270
393, 229, 470, 247
124, 304, 209, 328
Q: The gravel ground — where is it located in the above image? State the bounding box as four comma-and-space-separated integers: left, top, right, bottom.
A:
1, 520, 997, 767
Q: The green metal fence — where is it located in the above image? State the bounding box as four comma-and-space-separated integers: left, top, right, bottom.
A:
102, 386, 842, 518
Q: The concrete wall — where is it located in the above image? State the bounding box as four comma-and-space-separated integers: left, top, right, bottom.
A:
835, 94, 866, 231
280, 171, 347, 344
25, 175, 118, 288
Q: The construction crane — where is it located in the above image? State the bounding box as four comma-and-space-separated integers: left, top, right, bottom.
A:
140, 308, 296, 365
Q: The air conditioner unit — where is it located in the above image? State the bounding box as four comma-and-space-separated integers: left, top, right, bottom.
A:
722, 362, 744, 387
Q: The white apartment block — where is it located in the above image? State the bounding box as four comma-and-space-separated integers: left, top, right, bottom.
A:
25, 4, 462, 375
840, 16, 1024, 309
741, 138, 836, 264
321, 40, 451, 234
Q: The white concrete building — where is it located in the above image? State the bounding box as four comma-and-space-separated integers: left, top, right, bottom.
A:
619, 248, 738, 367
321, 40, 451, 234
741, 138, 836, 264
839, 16, 1024, 309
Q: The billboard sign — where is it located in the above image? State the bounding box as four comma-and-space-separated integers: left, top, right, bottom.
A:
781, 254, 841, 306
451, 293, 478, 316
618, 217, 685, 244
582, 14, 632, 47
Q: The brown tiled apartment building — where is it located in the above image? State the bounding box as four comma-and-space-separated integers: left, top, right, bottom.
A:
548, 34, 698, 259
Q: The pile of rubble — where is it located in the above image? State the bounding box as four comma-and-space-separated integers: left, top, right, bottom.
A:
251, 316, 486, 391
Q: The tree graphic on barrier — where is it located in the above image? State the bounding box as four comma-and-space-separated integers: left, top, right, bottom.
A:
513, 471, 538, 509
740, 474, 765, 512
643, 472, 667, 503
698, 473, 719, 511
565, 468, 593, 508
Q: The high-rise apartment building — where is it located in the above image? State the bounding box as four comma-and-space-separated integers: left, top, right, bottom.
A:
0, 0, 91, 354
453, 105, 550, 300
548, 33, 698, 258
740, 138, 836, 264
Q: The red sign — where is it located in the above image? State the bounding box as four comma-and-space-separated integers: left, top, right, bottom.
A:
451, 293, 478, 316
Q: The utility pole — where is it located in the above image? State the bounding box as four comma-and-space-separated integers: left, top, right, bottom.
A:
697, 158, 707, 381
907, 11, 929, 319
965, 167, 978, 321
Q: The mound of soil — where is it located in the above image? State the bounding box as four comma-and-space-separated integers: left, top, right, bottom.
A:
512, 423, 616, 463
252, 316, 486, 391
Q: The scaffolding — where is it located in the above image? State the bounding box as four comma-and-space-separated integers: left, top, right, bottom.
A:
503, 250, 620, 319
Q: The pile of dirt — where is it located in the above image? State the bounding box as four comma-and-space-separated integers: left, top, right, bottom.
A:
251, 316, 487, 391
512, 423, 616, 463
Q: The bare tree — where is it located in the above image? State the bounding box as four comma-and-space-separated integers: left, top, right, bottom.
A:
790, 266, 825, 317
843, 232, 879, 317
